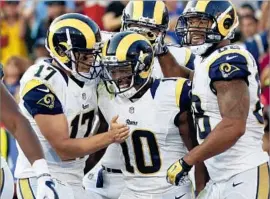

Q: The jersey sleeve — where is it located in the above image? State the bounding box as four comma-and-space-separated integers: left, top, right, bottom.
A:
184, 48, 196, 70
21, 79, 63, 117
208, 51, 251, 83
175, 78, 192, 114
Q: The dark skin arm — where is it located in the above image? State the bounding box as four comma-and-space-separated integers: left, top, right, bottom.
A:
178, 111, 208, 192
0, 82, 44, 164
183, 79, 249, 165
158, 52, 194, 80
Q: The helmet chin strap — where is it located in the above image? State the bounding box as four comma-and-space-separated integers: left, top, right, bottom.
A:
190, 43, 213, 56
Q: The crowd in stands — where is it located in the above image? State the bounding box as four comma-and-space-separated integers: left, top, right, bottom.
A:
0, 1, 269, 198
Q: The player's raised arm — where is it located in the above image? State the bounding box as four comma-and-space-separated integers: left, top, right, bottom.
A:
0, 81, 59, 199
156, 42, 194, 80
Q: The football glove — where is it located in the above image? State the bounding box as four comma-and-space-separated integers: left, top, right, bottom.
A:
166, 158, 192, 186
32, 159, 59, 199
37, 173, 59, 199
154, 34, 168, 56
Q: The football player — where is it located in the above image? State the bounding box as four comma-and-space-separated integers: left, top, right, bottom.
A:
98, 31, 196, 199
15, 13, 129, 199
0, 64, 58, 199
83, 2, 200, 198
157, 1, 270, 199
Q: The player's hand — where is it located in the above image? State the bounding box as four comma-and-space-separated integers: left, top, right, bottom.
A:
109, 115, 129, 143
154, 34, 168, 56
166, 158, 192, 186
36, 173, 59, 199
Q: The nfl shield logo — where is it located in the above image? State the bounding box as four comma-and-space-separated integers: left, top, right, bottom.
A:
129, 107, 134, 114
82, 93, 86, 100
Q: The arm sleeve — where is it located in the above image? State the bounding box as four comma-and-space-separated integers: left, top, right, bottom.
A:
22, 83, 63, 117
208, 52, 251, 94
208, 53, 251, 82
176, 78, 192, 114
185, 52, 196, 70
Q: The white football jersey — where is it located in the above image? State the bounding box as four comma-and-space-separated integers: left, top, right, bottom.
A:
152, 46, 196, 78
192, 44, 269, 182
98, 78, 192, 193
15, 60, 98, 184
101, 31, 114, 41
95, 31, 125, 169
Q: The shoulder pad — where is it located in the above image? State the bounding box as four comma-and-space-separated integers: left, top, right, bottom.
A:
158, 78, 192, 113
168, 46, 196, 70
208, 47, 251, 82
175, 78, 192, 113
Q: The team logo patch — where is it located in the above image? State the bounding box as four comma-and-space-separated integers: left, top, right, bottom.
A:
37, 94, 55, 109
219, 63, 240, 78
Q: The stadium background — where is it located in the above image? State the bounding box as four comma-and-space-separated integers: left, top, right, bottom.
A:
0, 1, 269, 198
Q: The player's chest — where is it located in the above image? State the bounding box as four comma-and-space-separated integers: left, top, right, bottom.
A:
107, 94, 174, 137
64, 82, 97, 137
192, 59, 218, 113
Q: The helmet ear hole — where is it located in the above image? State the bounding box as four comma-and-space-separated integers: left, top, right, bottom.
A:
223, 18, 233, 29
143, 55, 152, 71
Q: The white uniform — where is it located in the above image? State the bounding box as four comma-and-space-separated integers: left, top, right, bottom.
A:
83, 31, 125, 199
15, 60, 98, 199
0, 156, 14, 199
152, 46, 196, 78
98, 78, 195, 199
192, 44, 270, 199
83, 38, 197, 199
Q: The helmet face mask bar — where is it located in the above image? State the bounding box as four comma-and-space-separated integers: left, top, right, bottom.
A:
174, 0, 239, 55
100, 32, 154, 99
64, 43, 103, 80
101, 56, 146, 96
176, 12, 223, 47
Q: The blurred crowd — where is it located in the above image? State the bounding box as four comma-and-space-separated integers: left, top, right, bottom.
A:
0, 0, 269, 196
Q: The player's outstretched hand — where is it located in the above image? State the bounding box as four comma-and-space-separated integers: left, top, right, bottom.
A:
166, 158, 192, 186
37, 174, 59, 199
109, 115, 129, 143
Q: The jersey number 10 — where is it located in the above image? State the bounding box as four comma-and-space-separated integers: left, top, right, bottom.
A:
120, 130, 161, 174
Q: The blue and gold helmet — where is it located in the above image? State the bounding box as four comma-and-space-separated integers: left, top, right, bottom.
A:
175, 0, 239, 55
45, 13, 102, 80
101, 31, 154, 99
122, 1, 169, 45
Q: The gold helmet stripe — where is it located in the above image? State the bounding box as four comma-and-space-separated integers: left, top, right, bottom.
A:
132, 1, 144, 21
102, 40, 109, 57
48, 18, 96, 63
195, 0, 210, 12
153, 1, 166, 25
116, 33, 151, 62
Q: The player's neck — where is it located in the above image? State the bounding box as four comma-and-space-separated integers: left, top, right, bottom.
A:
129, 78, 153, 101
201, 40, 231, 58
216, 40, 231, 49
51, 60, 72, 77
